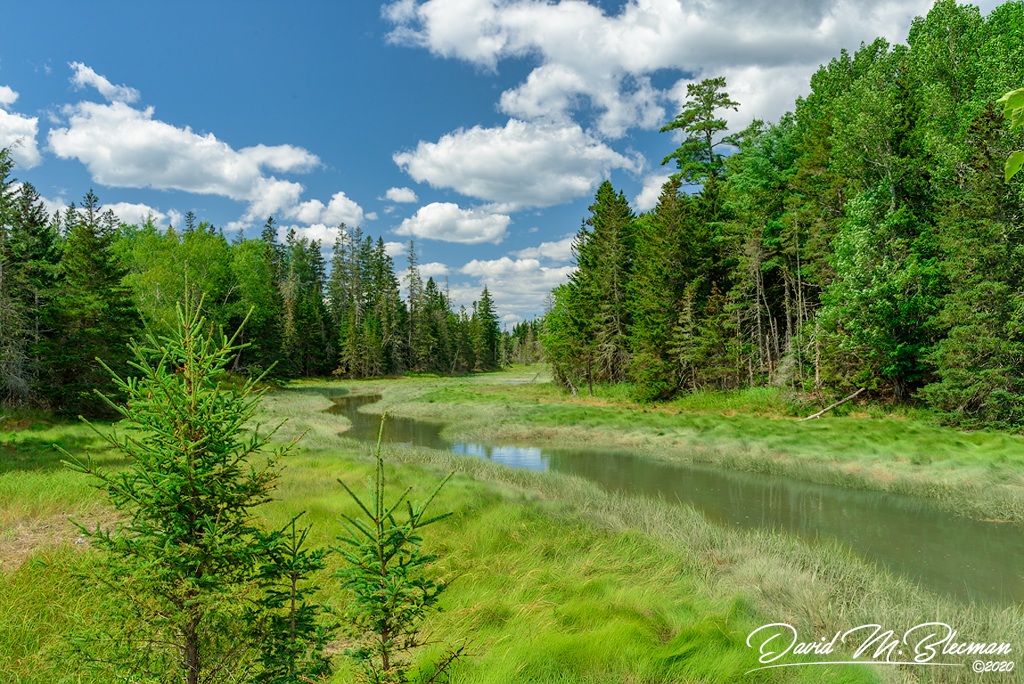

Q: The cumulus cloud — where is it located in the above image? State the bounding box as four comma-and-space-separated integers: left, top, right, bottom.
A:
399, 261, 450, 282
385, 0, 936, 136
384, 241, 408, 257
509, 235, 575, 262
633, 172, 674, 211
395, 202, 511, 244
276, 222, 346, 246
0, 86, 42, 168
48, 66, 321, 223
394, 119, 639, 208
70, 62, 141, 103
447, 256, 575, 319
0, 86, 17, 109
384, 186, 418, 203
419, 261, 450, 278
289, 190, 366, 227
103, 201, 175, 227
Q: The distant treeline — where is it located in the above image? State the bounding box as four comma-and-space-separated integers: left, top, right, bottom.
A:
543, 1, 1024, 429
0, 161, 543, 414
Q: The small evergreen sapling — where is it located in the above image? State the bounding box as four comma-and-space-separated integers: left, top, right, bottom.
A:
60, 299, 314, 684
250, 514, 335, 684
334, 413, 460, 683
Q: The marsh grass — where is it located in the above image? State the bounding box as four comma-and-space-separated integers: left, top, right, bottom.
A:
257, 383, 1022, 683
2, 372, 1022, 683
343, 371, 1024, 523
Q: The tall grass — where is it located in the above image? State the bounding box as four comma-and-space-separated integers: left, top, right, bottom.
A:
342, 373, 1024, 523
2, 374, 1021, 683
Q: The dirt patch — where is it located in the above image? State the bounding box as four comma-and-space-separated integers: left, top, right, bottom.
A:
0, 512, 116, 571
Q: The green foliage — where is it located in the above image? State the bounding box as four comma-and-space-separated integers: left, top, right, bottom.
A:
540, 1, 1024, 424
39, 190, 142, 415
474, 286, 500, 371
998, 86, 1024, 180
660, 76, 739, 185
249, 515, 335, 684
333, 413, 459, 683
59, 298, 300, 684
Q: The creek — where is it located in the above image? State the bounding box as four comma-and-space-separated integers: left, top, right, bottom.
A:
326, 393, 1023, 605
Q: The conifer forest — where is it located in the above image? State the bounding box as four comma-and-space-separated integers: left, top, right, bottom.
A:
544, 1, 1024, 428
1, 2, 1019, 427
3, 3, 1024, 682
0, 174, 542, 416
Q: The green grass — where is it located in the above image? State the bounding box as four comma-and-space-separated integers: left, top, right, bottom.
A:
1, 372, 1022, 683
348, 369, 1024, 523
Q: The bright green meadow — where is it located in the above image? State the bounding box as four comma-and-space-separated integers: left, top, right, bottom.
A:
1, 367, 1022, 683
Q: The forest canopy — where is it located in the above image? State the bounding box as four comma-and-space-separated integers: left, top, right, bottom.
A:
542, 0, 1024, 429
2, 0, 1021, 431
0, 171, 542, 415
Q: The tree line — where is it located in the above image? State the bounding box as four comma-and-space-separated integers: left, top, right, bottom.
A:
543, 0, 1024, 429
0, 157, 528, 415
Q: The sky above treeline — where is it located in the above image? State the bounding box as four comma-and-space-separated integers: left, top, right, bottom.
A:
0, 0, 1006, 324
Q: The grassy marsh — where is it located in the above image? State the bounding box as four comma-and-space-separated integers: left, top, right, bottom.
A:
351, 367, 1024, 524
1, 370, 1022, 683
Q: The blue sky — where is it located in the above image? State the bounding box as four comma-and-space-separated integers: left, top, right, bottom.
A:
0, 0, 1005, 323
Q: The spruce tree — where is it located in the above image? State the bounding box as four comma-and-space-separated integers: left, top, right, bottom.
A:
474, 285, 500, 370
0, 147, 28, 405
8, 182, 63, 398
40, 190, 141, 414
61, 298, 328, 684
583, 181, 636, 383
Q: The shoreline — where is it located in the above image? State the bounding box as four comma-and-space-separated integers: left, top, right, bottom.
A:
295, 370, 1024, 527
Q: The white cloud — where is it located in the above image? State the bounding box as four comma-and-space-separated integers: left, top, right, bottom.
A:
395, 202, 511, 244
0, 86, 17, 109
289, 190, 366, 227
399, 261, 450, 283
103, 201, 173, 228
48, 77, 320, 222
278, 223, 345, 246
510, 235, 575, 262
633, 172, 674, 211
448, 256, 575, 319
384, 241, 408, 257
385, 0, 937, 136
384, 186, 418, 203
70, 62, 140, 103
0, 86, 42, 168
420, 261, 450, 278
394, 119, 639, 208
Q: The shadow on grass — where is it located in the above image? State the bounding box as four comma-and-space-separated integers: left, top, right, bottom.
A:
0, 435, 128, 474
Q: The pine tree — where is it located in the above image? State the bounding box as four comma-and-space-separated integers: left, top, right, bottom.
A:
40, 190, 141, 414
62, 297, 327, 684
474, 286, 500, 370
7, 182, 63, 397
660, 76, 740, 187
0, 147, 28, 405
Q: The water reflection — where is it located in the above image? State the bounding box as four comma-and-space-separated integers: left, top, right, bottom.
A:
326, 392, 1023, 604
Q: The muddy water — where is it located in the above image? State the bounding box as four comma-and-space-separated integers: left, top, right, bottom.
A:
326, 393, 1024, 604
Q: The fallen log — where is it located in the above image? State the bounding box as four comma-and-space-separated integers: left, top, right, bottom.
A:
798, 387, 866, 421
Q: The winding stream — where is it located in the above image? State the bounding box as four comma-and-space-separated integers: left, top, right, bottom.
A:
326, 393, 1023, 605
